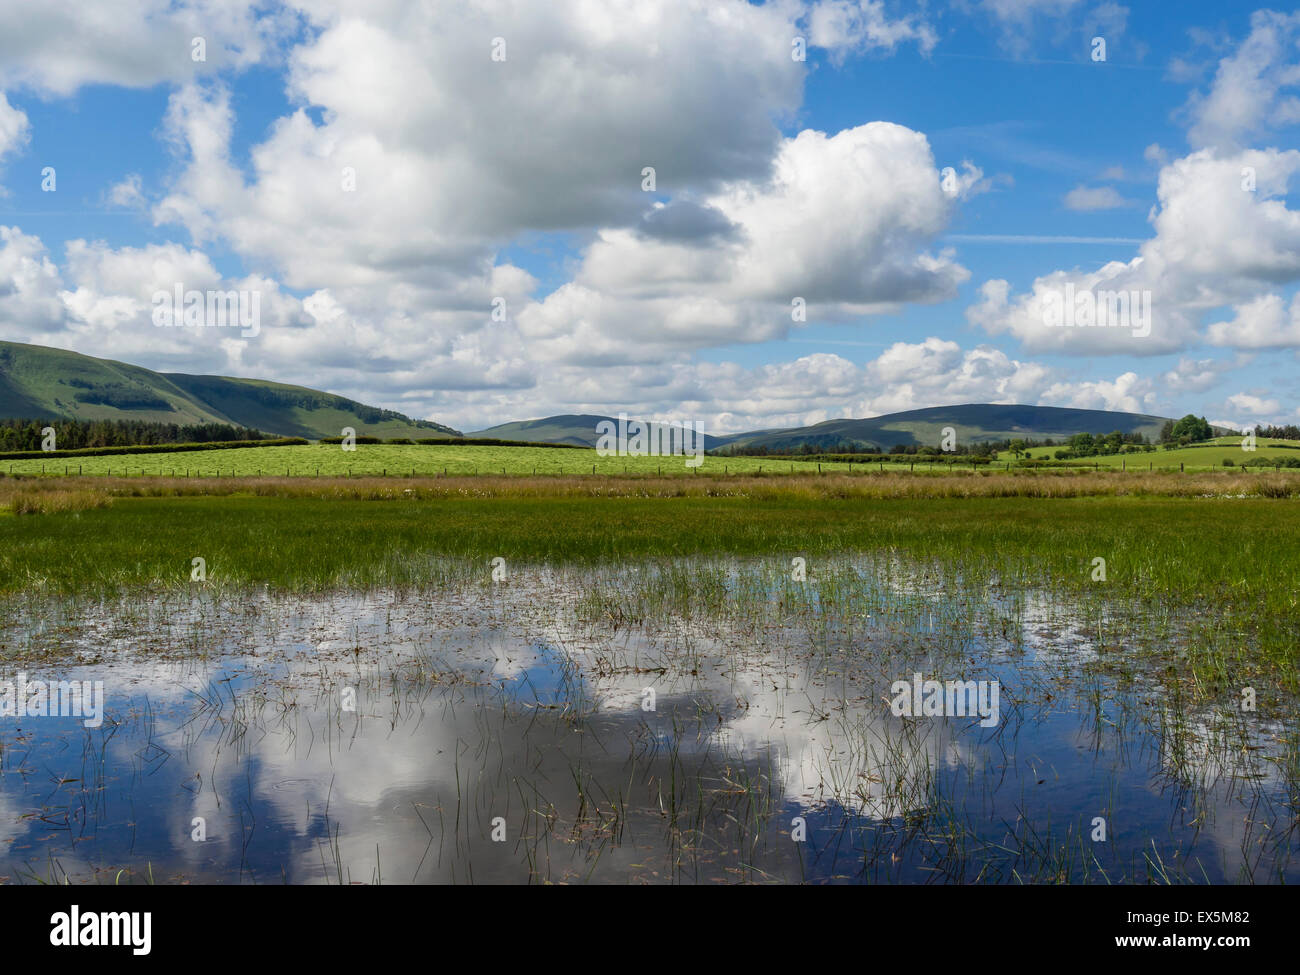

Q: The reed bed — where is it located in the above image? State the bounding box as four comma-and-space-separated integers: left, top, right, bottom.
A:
3, 469, 1299, 509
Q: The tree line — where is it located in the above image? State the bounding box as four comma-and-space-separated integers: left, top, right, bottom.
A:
1255, 422, 1300, 440
0, 418, 270, 452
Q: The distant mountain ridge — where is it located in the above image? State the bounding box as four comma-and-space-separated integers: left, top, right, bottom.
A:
471, 414, 729, 449
0, 341, 460, 440
476, 404, 1174, 452
710, 403, 1173, 452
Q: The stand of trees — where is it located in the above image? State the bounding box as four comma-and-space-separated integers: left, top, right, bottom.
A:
1050, 430, 1153, 460
1158, 414, 1213, 445
0, 418, 270, 452
1256, 423, 1300, 440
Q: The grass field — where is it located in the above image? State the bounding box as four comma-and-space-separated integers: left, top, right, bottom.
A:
9, 437, 1300, 478
1025, 436, 1300, 469
0, 442, 831, 477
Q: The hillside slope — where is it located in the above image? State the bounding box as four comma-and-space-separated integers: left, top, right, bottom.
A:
0, 341, 460, 439
713, 404, 1172, 451
472, 413, 727, 449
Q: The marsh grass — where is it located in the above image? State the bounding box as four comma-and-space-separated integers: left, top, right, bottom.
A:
4, 469, 1300, 503
2, 472, 1297, 688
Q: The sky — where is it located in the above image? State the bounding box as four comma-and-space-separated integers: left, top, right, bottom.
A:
0, 0, 1298, 435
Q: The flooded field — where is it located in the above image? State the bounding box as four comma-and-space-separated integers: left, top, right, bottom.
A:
1, 559, 1296, 884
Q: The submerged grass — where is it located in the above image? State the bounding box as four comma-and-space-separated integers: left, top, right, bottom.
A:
5, 575, 1291, 883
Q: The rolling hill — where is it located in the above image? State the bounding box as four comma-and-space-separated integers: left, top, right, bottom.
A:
711, 404, 1173, 452
477, 405, 1175, 452
0, 341, 460, 440
471, 414, 618, 446
472, 414, 728, 449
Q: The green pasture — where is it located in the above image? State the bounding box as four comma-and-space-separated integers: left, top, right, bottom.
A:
1025, 436, 1300, 470
1, 442, 824, 477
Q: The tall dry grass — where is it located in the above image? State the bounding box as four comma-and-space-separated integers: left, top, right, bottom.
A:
2, 468, 1299, 507
2, 483, 115, 515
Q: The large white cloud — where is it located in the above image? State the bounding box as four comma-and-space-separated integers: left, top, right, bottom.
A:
1182, 10, 1300, 152
133, 3, 975, 386
0, 91, 27, 178
151, 0, 817, 289
1207, 293, 1300, 349
1040, 371, 1156, 414
969, 146, 1300, 355
0, 0, 291, 95
1225, 391, 1280, 415
516, 123, 973, 360
0, 227, 63, 330
969, 12, 1300, 361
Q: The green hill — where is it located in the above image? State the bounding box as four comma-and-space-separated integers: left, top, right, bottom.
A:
472, 414, 726, 449
0, 341, 459, 440
471, 414, 615, 446
713, 404, 1172, 452
475, 405, 1176, 452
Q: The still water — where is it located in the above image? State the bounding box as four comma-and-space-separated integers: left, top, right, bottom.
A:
0, 563, 1294, 884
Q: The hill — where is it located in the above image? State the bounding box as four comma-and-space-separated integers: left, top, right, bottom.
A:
472, 413, 728, 449
712, 404, 1172, 452
0, 341, 459, 440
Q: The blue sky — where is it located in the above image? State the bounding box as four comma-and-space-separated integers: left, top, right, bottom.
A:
0, 1, 1297, 434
